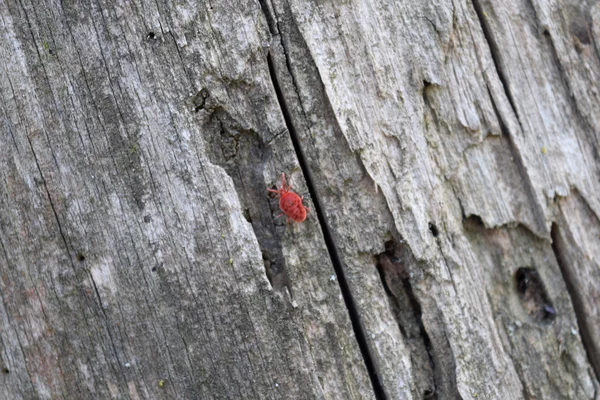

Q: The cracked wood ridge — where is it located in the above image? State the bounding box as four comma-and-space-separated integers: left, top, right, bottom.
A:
0, 0, 598, 398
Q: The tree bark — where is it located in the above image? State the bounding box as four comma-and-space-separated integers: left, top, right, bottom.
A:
0, 0, 598, 399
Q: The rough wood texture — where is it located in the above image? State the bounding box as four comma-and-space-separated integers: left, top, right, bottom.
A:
0, 0, 598, 399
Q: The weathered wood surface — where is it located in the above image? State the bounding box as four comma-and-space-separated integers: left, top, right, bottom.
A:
0, 0, 598, 399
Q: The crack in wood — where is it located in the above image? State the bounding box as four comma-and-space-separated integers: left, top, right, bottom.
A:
551, 223, 600, 381
26, 136, 72, 265
471, 0, 554, 238
376, 241, 437, 399
266, 49, 387, 400
26, 135, 130, 389
470, 0, 520, 129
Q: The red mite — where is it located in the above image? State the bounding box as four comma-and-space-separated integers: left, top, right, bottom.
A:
268, 173, 310, 223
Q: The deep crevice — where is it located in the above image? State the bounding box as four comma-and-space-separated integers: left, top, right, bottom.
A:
266, 52, 387, 400
428, 222, 439, 237
201, 105, 291, 294
470, 0, 519, 124
376, 241, 437, 399
551, 223, 600, 380
257, 0, 277, 35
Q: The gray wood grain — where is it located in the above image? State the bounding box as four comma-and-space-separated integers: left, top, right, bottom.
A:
0, 0, 598, 399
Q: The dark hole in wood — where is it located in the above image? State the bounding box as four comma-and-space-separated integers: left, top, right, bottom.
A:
76, 252, 85, 262
151, 267, 157, 272
463, 214, 485, 230
422, 80, 435, 103
193, 89, 210, 112
428, 222, 439, 237
543, 304, 556, 320
243, 208, 252, 223
144, 215, 151, 223
570, 23, 590, 45
2, 367, 9, 374
374, 256, 395, 298
146, 32, 156, 40
515, 267, 556, 323
423, 388, 435, 398
515, 267, 532, 293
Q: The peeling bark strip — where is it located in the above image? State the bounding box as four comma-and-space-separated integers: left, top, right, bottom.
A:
1, 0, 599, 399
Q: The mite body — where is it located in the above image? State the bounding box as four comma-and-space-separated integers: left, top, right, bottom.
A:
268, 173, 309, 223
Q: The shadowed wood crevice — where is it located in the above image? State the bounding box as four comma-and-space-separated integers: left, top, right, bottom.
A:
470, 0, 521, 127
266, 49, 387, 400
551, 222, 600, 381
200, 100, 291, 293
261, 1, 435, 395
376, 239, 455, 400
